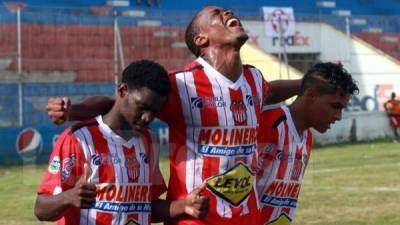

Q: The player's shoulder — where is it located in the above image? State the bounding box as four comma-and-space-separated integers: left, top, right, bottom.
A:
61, 118, 98, 138
243, 64, 256, 69
168, 60, 204, 76
261, 105, 286, 129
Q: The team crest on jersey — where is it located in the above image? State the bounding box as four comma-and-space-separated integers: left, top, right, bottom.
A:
206, 162, 255, 206
125, 219, 140, 225
291, 147, 304, 181
125, 155, 140, 181
230, 99, 247, 125
265, 213, 292, 225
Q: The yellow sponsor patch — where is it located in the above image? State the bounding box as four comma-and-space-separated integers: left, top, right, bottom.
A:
206, 162, 255, 206
266, 213, 292, 225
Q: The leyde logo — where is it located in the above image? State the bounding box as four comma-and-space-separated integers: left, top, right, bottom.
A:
206, 162, 255, 206
266, 213, 292, 225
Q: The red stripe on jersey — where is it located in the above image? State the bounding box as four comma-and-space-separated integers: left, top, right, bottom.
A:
229, 88, 248, 165
89, 125, 116, 183
192, 68, 221, 183
243, 67, 261, 123
96, 211, 113, 225
192, 66, 219, 126
276, 121, 289, 180
166, 74, 190, 200
141, 130, 153, 182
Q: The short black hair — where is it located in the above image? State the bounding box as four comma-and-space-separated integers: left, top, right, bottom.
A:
121, 59, 171, 97
300, 62, 359, 96
185, 14, 201, 57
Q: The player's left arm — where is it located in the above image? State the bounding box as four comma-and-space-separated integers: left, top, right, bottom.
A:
151, 184, 209, 222
264, 79, 302, 104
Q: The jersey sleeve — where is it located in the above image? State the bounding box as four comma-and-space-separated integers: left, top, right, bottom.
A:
256, 68, 272, 104
149, 133, 167, 200
257, 109, 279, 173
37, 128, 86, 196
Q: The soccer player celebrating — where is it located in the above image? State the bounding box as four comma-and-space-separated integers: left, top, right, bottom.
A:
256, 62, 359, 225
35, 60, 209, 225
46, 6, 300, 225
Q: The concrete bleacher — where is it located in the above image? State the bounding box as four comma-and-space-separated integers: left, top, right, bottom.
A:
354, 33, 400, 61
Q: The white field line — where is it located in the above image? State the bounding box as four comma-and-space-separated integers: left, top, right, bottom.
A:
310, 161, 400, 174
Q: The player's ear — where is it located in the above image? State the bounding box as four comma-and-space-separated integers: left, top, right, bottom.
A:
304, 88, 318, 102
194, 33, 208, 48
118, 83, 129, 98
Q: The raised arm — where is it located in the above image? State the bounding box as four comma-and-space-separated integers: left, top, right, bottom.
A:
47, 96, 115, 125
264, 79, 302, 104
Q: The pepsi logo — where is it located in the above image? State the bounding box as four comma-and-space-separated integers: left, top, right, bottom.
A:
15, 128, 43, 161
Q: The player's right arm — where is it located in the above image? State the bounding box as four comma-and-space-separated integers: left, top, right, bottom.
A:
34, 163, 96, 221
34, 129, 96, 221
47, 96, 114, 125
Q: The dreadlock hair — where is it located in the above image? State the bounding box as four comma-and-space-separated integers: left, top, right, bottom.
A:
185, 14, 201, 57
121, 59, 171, 97
300, 62, 359, 97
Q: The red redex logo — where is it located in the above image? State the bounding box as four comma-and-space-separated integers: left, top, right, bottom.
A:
93, 184, 151, 213
197, 127, 258, 157
260, 181, 301, 208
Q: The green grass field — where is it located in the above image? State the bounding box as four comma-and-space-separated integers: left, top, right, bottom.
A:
0, 140, 399, 225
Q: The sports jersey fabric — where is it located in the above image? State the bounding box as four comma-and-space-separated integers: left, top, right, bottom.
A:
38, 115, 166, 225
257, 106, 312, 225
157, 57, 271, 225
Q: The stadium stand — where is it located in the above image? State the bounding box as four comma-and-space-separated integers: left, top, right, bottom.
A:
0, 0, 399, 127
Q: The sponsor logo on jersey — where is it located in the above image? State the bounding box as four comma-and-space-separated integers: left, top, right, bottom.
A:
260, 180, 300, 208
125, 155, 140, 181
197, 127, 258, 157
265, 213, 292, 225
256, 143, 275, 172
191, 96, 226, 109
246, 94, 261, 106
139, 152, 149, 164
230, 99, 247, 125
91, 153, 121, 166
48, 156, 60, 174
94, 183, 152, 213
61, 154, 76, 182
198, 127, 258, 146
206, 162, 255, 206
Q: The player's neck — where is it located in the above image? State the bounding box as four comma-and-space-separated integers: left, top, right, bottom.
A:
202, 48, 242, 82
103, 108, 138, 141
289, 101, 308, 136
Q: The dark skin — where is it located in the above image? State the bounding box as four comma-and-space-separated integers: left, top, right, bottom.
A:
38, 85, 210, 221
35, 163, 95, 221
46, 6, 300, 124
290, 88, 350, 135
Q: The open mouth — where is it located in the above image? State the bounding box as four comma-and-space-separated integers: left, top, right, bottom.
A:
225, 17, 241, 27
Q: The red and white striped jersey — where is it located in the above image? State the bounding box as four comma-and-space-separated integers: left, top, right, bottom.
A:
38, 115, 166, 225
158, 57, 271, 225
256, 106, 312, 225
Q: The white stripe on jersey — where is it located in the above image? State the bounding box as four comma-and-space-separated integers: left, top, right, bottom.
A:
175, 71, 204, 193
